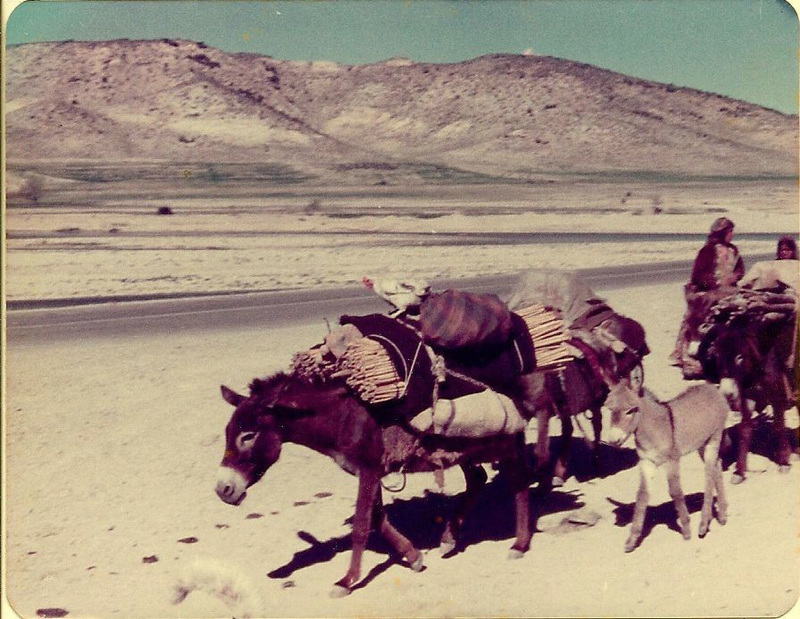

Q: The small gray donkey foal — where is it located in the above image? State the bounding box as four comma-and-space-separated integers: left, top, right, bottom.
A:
605, 382, 729, 552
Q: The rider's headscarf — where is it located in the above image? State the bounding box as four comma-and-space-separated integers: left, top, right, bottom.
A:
708, 217, 734, 242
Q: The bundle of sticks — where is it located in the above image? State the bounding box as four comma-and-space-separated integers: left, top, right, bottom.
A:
516, 303, 573, 371
338, 337, 406, 404
290, 347, 337, 383
710, 288, 797, 326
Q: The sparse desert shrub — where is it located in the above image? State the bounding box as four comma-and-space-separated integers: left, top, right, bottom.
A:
204, 165, 223, 182
304, 200, 322, 215
157, 206, 174, 215
187, 53, 220, 68
16, 175, 45, 203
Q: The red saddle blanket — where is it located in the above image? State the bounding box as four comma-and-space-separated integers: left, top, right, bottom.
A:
418, 290, 513, 350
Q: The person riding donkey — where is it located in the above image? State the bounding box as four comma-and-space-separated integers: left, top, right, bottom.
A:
776, 235, 798, 261
670, 217, 744, 369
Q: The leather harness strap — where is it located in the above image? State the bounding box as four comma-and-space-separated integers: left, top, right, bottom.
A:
569, 337, 612, 385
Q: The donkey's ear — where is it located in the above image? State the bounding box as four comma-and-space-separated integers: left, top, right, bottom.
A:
221, 385, 246, 406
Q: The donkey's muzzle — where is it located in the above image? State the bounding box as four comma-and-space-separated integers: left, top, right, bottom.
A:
215, 467, 248, 505
719, 378, 739, 407
604, 426, 631, 448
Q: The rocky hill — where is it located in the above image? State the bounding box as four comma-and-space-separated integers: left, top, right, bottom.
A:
5, 39, 798, 177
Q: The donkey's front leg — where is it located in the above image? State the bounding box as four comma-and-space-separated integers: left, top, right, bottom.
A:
552, 413, 573, 487
772, 376, 791, 472
665, 459, 691, 540
732, 391, 752, 484
698, 438, 720, 537
590, 406, 604, 470
533, 404, 552, 469
625, 460, 655, 552
507, 454, 532, 559
331, 470, 380, 597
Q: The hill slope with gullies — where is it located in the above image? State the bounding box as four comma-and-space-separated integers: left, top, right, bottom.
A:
5, 39, 798, 177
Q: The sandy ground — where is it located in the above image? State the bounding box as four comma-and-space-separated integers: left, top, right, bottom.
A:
5, 278, 799, 618
5, 177, 799, 617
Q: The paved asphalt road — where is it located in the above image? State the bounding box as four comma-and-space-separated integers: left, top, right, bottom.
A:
5, 254, 773, 344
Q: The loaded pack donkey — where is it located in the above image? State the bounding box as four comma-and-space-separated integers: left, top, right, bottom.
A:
507, 269, 650, 484
215, 292, 574, 595
604, 381, 729, 552
694, 276, 797, 484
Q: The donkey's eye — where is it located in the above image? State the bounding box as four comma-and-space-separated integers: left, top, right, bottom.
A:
236, 431, 259, 451
626, 407, 638, 416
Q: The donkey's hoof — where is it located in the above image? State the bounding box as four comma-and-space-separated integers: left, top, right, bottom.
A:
698, 525, 709, 539
778, 464, 791, 474
624, 539, 638, 553
552, 476, 565, 488
330, 585, 351, 598
731, 473, 745, 485
439, 540, 456, 556
409, 553, 425, 572
508, 548, 526, 560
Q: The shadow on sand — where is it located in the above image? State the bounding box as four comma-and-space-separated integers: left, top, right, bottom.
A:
721, 422, 799, 471
267, 468, 591, 585
531, 437, 640, 487
607, 491, 707, 547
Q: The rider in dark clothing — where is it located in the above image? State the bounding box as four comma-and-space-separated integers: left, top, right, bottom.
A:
670, 217, 745, 365
777, 236, 798, 260
688, 217, 745, 290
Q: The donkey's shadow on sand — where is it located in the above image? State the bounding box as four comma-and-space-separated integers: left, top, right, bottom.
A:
608, 492, 706, 540
539, 436, 640, 484
266, 471, 588, 590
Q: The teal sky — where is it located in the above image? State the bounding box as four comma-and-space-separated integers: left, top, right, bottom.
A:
5, 0, 799, 114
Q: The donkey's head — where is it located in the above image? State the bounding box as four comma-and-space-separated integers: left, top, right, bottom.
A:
215, 373, 349, 505
215, 377, 288, 505
712, 318, 766, 405
603, 380, 644, 447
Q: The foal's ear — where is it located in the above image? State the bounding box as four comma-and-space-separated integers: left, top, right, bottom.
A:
221, 385, 246, 406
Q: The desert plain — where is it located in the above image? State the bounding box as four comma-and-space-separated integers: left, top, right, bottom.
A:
4, 38, 800, 619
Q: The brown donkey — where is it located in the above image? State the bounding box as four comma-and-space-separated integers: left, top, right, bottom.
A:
604, 382, 729, 552
215, 372, 533, 596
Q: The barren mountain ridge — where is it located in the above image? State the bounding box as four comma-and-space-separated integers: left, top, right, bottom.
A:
6, 39, 798, 177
